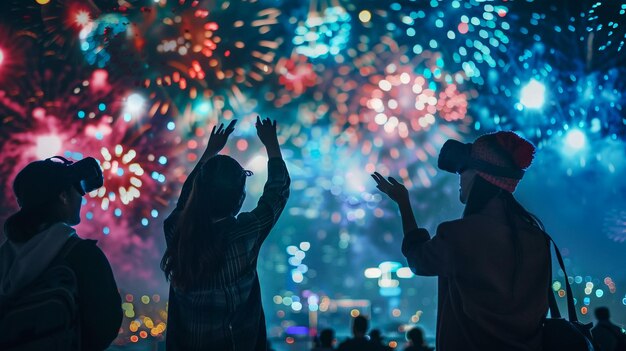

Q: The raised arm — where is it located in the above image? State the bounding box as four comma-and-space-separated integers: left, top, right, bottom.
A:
371, 172, 450, 276
177, 120, 237, 209
371, 172, 418, 233
164, 120, 237, 243
242, 117, 290, 248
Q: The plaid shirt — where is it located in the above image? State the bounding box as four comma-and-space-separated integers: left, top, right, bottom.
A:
164, 158, 290, 351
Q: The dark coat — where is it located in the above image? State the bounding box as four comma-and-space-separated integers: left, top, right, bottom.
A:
402, 196, 550, 351
0, 216, 122, 351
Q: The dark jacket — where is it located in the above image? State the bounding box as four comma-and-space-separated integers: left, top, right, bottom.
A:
402, 196, 550, 351
0, 216, 122, 350
164, 158, 290, 350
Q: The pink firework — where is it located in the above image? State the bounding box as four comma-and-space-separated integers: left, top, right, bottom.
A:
0, 61, 126, 204
0, 25, 30, 87
352, 49, 470, 138
276, 54, 318, 96
0, 58, 174, 287
318, 37, 473, 188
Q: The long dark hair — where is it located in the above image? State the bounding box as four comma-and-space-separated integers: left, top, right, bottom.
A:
463, 175, 545, 287
161, 155, 247, 290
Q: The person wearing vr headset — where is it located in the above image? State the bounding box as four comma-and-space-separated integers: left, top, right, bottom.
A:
0, 156, 122, 350
372, 131, 551, 350
161, 117, 290, 350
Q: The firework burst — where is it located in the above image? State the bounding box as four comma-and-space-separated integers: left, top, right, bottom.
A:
125, 0, 283, 108
8, 0, 103, 60
312, 36, 474, 187
604, 208, 626, 243
471, 0, 626, 144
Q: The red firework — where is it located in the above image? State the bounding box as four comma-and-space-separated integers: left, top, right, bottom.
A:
276, 54, 318, 96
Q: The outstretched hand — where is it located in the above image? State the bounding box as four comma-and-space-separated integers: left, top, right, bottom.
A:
204, 120, 237, 157
371, 172, 409, 204
256, 116, 278, 145
256, 116, 282, 158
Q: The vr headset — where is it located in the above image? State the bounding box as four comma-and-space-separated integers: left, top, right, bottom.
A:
48, 156, 104, 195
437, 139, 525, 179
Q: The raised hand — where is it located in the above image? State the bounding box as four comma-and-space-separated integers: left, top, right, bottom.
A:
255, 116, 278, 145
204, 120, 237, 158
255, 116, 282, 158
371, 172, 409, 204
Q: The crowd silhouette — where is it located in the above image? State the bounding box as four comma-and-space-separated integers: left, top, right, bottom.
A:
0, 118, 624, 351
310, 319, 432, 351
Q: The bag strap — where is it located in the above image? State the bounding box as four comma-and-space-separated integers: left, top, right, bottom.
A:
544, 232, 578, 323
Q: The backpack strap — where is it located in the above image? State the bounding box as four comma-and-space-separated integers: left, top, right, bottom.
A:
544, 232, 579, 323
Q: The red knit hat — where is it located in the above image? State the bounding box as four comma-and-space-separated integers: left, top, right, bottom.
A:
470, 131, 535, 192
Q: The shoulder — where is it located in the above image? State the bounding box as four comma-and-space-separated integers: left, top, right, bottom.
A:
435, 218, 467, 238
64, 237, 111, 267
437, 214, 495, 235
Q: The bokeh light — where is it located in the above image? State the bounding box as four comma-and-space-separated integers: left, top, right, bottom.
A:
35, 135, 63, 159
520, 79, 546, 109
564, 129, 587, 152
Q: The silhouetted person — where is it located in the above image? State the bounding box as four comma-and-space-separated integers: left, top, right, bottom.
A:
0, 156, 122, 350
373, 131, 550, 350
592, 307, 626, 351
161, 118, 290, 350
337, 315, 377, 351
405, 327, 433, 351
370, 329, 393, 351
312, 328, 336, 351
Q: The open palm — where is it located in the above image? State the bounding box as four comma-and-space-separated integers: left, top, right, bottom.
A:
371, 172, 409, 204
205, 120, 237, 155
